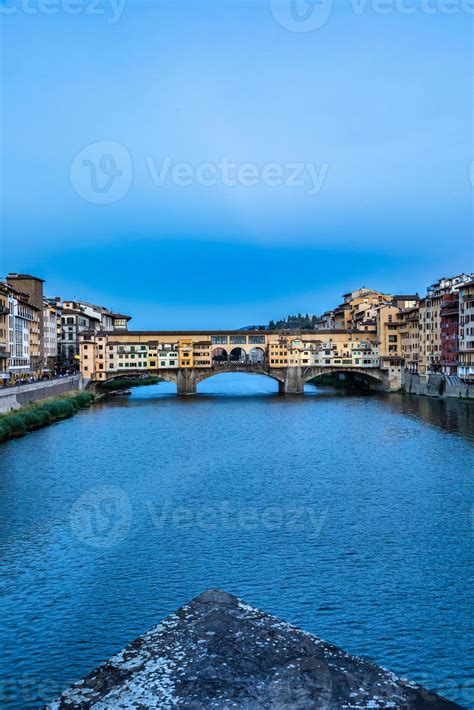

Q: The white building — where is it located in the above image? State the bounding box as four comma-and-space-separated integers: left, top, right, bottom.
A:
8, 291, 32, 377
43, 300, 61, 372
60, 300, 131, 369
155, 343, 179, 369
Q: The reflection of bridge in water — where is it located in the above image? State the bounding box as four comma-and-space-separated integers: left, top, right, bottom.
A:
80, 329, 394, 395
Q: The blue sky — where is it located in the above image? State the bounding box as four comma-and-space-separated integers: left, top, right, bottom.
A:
1, 0, 472, 328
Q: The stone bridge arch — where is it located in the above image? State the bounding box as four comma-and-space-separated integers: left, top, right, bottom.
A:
87, 364, 390, 396
302, 366, 388, 389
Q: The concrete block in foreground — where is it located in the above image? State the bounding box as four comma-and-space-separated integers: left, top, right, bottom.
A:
46, 589, 463, 709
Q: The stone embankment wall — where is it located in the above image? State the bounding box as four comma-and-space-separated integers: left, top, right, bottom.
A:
0, 375, 83, 414
403, 372, 473, 399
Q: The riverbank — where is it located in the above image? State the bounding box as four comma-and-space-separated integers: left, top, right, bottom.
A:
403, 372, 473, 399
100, 376, 162, 391
0, 374, 83, 414
0, 391, 96, 444
311, 372, 473, 400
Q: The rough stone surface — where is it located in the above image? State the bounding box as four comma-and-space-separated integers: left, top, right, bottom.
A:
403, 372, 473, 399
46, 590, 463, 709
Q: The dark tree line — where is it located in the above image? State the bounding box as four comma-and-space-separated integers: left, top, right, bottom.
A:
268, 313, 319, 330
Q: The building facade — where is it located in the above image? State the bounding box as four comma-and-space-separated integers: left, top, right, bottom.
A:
419, 275, 473, 375
59, 301, 131, 369
397, 306, 420, 373
43, 299, 62, 373
458, 281, 474, 380
7, 274, 45, 372
0, 284, 9, 380
7, 288, 34, 380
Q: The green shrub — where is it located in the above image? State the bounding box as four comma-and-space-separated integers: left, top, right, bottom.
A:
21, 408, 52, 429
41, 399, 74, 419
0, 414, 28, 437
0, 391, 96, 443
74, 391, 95, 406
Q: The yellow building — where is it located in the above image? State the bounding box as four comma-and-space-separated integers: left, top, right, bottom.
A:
332, 288, 392, 331
373, 304, 404, 386
397, 306, 420, 373
268, 336, 289, 367
178, 339, 194, 368
287, 339, 318, 366
193, 341, 212, 368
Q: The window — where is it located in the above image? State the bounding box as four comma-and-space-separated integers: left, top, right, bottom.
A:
249, 335, 265, 344
230, 336, 246, 344
212, 336, 228, 344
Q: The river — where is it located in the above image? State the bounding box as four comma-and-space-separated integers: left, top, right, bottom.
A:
0, 375, 472, 707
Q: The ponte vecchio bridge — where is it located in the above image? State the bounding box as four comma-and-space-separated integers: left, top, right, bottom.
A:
80, 329, 397, 395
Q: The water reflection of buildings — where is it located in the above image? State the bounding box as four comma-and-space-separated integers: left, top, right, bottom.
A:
379, 392, 474, 443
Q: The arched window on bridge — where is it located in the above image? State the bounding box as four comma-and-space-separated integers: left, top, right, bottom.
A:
249, 347, 265, 363
229, 347, 247, 363
212, 347, 228, 363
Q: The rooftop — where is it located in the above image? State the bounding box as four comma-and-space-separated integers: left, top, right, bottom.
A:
7, 272, 45, 282
47, 590, 461, 709
392, 294, 420, 300
112, 313, 132, 320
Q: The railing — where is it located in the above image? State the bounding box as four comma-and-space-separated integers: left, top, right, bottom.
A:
0, 373, 81, 389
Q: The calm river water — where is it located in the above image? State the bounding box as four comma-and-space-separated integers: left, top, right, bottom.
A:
0, 375, 473, 707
